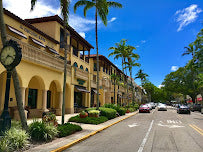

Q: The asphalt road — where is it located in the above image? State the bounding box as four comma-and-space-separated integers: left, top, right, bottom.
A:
64, 107, 203, 152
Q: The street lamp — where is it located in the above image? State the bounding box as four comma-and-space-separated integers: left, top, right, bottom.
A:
0, 40, 22, 135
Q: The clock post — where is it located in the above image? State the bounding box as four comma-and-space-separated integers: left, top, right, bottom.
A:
0, 40, 22, 135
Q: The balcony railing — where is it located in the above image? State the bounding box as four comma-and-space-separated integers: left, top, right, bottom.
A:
7, 35, 71, 73
74, 67, 89, 81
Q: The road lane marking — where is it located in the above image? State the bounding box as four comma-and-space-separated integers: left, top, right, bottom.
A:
189, 124, 203, 136
128, 123, 139, 128
158, 123, 185, 128
137, 120, 154, 152
167, 120, 182, 124
151, 110, 155, 114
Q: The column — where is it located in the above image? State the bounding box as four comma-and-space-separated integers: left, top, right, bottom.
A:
42, 90, 48, 111
56, 92, 62, 115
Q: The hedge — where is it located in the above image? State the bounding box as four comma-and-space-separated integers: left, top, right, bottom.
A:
57, 123, 82, 137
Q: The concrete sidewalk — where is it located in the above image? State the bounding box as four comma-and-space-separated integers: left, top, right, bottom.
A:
26, 111, 138, 152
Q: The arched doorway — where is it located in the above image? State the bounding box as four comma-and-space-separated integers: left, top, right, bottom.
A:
26, 76, 45, 118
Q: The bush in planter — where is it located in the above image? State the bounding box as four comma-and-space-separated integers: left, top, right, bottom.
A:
116, 107, 126, 116
29, 120, 58, 141
69, 115, 108, 125
99, 107, 117, 119
42, 112, 58, 126
57, 123, 82, 137
79, 111, 88, 118
88, 110, 100, 117
0, 127, 30, 152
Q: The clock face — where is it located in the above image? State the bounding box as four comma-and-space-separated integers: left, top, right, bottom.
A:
0, 46, 16, 66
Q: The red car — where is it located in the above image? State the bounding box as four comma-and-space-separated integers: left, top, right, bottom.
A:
139, 105, 150, 113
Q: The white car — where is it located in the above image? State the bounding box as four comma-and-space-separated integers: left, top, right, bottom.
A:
158, 104, 167, 111
146, 103, 152, 110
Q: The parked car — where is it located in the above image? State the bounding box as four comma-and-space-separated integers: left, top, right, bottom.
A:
149, 102, 156, 109
146, 103, 152, 110
190, 104, 202, 112
158, 104, 167, 111
177, 105, 190, 114
139, 105, 150, 113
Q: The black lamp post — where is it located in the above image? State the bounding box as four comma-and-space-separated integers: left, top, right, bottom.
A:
0, 40, 22, 135
0, 71, 12, 135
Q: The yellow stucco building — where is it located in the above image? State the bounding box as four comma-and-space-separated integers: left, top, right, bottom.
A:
0, 9, 138, 120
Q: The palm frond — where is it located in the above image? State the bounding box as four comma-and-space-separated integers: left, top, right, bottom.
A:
107, 1, 122, 8
84, 3, 95, 17
74, 0, 93, 13
31, 0, 37, 11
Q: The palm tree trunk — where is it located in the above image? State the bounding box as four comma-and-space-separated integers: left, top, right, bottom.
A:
130, 70, 134, 106
95, 8, 99, 110
0, 1, 28, 131
62, 15, 68, 125
114, 79, 115, 104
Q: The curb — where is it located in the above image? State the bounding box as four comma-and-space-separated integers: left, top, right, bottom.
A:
51, 111, 138, 152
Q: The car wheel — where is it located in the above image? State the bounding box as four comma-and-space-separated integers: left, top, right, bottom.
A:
188, 111, 191, 114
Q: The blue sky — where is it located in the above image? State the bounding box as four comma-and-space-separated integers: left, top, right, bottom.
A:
3, 0, 203, 87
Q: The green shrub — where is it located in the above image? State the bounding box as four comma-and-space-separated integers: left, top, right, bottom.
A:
128, 108, 135, 112
57, 123, 82, 137
103, 103, 117, 109
86, 107, 96, 112
29, 120, 58, 141
88, 110, 100, 117
0, 127, 30, 152
69, 115, 108, 125
133, 104, 139, 110
11, 120, 22, 129
99, 107, 117, 119
116, 107, 126, 116
42, 112, 58, 126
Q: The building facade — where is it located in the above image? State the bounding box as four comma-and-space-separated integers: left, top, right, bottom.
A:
0, 9, 141, 120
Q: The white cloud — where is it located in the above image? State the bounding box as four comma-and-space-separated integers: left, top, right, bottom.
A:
141, 40, 146, 44
3, 0, 61, 19
3, 0, 118, 38
108, 17, 116, 23
175, 4, 202, 32
171, 66, 179, 71
158, 85, 164, 88
79, 32, 86, 38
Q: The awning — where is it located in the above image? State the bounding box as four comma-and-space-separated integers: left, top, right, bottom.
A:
30, 37, 45, 48
47, 46, 59, 55
7, 25, 27, 39
92, 89, 101, 95
75, 86, 90, 93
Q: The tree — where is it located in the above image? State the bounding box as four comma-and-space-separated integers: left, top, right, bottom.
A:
31, 0, 70, 124
110, 73, 119, 104
0, 0, 28, 131
162, 64, 200, 103
124, 50, 140, 104
108, 39, 128, 73
74, 0, 122, 110
135, 69, 148, 86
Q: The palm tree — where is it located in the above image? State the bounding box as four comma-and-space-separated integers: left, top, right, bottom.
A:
108, 39, 128, 72
74, 0, 122, 110
110, 73, 119, 104
31, 0, 70, 124
124, 56, 140, 105
0, 0, 28, 131
135, 69, 148, 86
182, 43, 196, 58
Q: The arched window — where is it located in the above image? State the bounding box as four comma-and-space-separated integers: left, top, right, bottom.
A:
73, 62, 78, 67
85, 68, 88, 72
80, 65, 83, 70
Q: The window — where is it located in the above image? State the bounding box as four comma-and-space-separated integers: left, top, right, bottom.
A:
85, 68, 88, 72
28, 89, 37, 109
73, 62, 78, 67
94, 63, 97, 71
103, 65, 105, 72
80, 65, 83, 70
47, 90, 51, 109
93, 75, 96, 82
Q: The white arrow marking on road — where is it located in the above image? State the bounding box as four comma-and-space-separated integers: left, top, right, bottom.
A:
128, 123, 139, 128
158, 123, 185, 128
